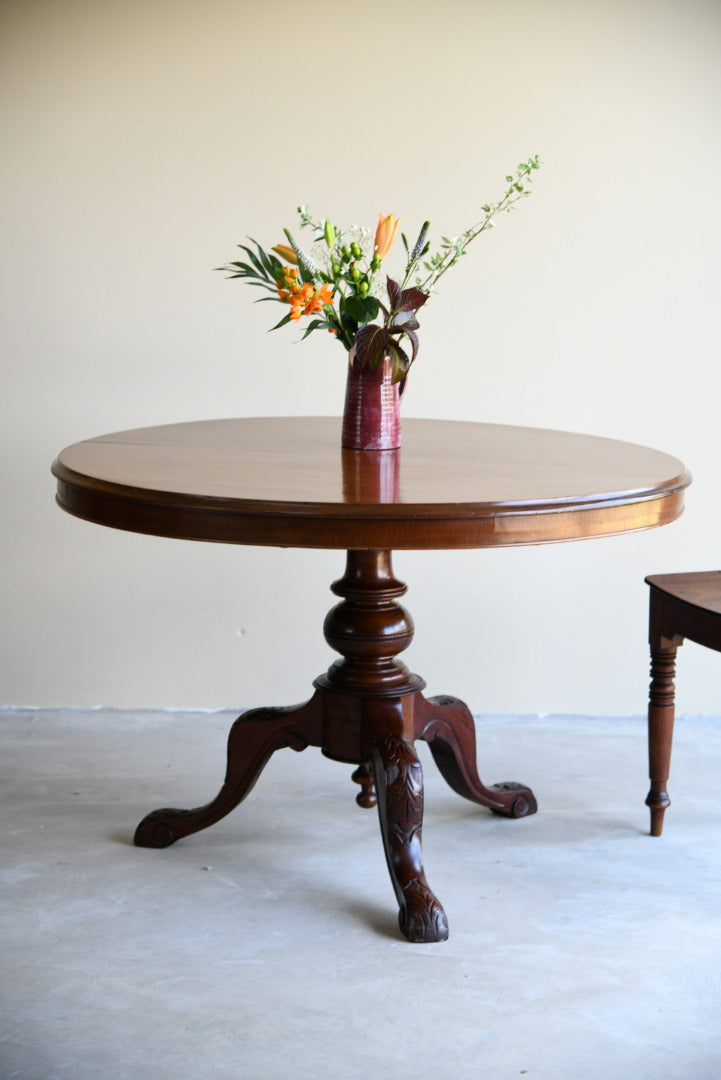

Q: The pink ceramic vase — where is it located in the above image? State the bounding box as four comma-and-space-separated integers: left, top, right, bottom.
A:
341, 348, 401, 450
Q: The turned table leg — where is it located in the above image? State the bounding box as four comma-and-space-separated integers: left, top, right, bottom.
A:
645, 644, 679, 837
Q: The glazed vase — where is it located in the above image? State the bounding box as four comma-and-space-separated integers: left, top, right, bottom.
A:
341, 348, 401, 451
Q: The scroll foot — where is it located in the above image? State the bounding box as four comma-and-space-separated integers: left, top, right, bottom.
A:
415, 694, 537, 818
134, 695, 323, 847
367, 723, 448, 943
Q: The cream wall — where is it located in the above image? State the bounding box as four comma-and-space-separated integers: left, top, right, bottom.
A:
2, 0, 720, 712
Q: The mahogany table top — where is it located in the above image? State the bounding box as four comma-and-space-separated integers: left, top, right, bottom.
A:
52, 417, 690, 550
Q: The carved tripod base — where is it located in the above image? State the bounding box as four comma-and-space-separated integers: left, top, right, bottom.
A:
134, 551, 537, 942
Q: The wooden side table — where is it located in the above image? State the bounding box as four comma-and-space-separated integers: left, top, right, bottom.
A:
52, 417, 690, 941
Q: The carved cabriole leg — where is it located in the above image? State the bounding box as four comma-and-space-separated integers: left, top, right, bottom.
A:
134, 696, 323, 848
645, 643, 680, 837
414, 695, 538, 818
365, 700, 448, 943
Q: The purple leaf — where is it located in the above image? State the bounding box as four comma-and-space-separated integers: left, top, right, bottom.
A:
387, 339, 411, 382
398, 287, 429, 312
355, 324, 390, 368
403, 327, 420, 363
386, 276, 402, 310
389, 310, 419, 330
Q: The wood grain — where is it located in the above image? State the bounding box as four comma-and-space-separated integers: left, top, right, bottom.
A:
52, 417, 690, 549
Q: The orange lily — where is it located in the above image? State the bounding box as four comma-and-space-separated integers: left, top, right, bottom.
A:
272, 243, 298, 264
275, 264, 299, 300
374, 213, 400, 260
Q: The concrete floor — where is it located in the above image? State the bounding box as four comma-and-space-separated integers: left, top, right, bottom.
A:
2, 708, 720, 1080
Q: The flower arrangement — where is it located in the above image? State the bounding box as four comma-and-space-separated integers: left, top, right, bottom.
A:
219, 156, 540, 386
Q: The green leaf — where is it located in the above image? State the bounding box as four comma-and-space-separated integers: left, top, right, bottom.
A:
342, 294, 380, 326
300, 319, 332, 340
238, 243, 272, 281
269, 312, 292, 331
339, 310, 358, 335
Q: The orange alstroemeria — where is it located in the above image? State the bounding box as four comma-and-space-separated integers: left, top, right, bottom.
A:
285, 280, 334, 321
374, 213, 401, 260
272, 243, 298, 264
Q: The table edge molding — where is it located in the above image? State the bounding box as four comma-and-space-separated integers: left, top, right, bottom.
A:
53, 462, 688, 550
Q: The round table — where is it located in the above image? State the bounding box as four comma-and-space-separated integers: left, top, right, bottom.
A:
52, 417, 690, 942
